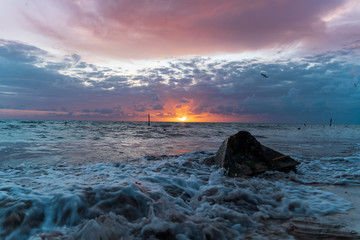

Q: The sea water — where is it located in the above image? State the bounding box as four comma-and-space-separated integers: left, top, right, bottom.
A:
0, 120, 359, 239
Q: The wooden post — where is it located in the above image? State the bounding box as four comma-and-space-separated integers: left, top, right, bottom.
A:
148, 113, 150, 126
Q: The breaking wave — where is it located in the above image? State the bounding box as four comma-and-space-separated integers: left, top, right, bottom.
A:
0, 152, 352, 240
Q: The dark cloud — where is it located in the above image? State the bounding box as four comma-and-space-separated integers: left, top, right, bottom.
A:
37, 108, 57, 111
179, 98, 190, 103
210, 105, 242, 115
152, 95, 161, 102
0, 39, 47, 63
0, 40, 359, 123
81, 108, 114, 114
133, 104, 147, 112
94, 108, 114, 114
192, 104, 209, 115
71, 53, 81, 65
152, 104, 164, 110
0, 104, 8, 109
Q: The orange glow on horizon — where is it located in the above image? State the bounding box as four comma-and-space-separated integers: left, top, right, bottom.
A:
157, 113, 245, 123
178, 116, 187, 122
147, 101, 256, 123
0, 102, 260, 123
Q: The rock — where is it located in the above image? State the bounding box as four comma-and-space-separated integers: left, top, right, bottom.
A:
208, 131, 299, 176
2, 211, 25, 228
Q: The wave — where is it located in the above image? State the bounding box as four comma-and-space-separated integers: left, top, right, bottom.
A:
0, 152, 353, 239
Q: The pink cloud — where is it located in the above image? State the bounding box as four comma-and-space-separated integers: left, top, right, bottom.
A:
22, 0, 347, 59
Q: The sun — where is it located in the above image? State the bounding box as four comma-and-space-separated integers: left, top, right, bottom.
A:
178, 116, 187, 122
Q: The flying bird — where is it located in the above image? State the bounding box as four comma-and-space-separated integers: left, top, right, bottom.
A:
261, 72, 269, 78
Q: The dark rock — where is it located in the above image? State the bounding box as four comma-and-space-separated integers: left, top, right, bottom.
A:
2, 212, 25, 228
209, 131, 299, 176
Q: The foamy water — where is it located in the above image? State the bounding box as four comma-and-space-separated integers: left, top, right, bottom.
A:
0, 121, 359, 239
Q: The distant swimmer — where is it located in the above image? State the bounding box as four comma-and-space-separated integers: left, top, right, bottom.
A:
65, 121, 68, 126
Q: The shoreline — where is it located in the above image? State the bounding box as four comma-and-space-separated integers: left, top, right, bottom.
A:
319, 185, 360, 231
284, 184, 360, 239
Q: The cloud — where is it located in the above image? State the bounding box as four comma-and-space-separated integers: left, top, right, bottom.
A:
192, 104, 209, 115
18, 0, 352, 59
133, 104, 147, 112
94, 108, 115, 114
210, 105, 241, 115
0, 39, 47, 63
152, 95, 161, 102
71, 53, 81, 65
152, 104, 164, 110
179, 97, 191, 103
0, 39, 359, 123
0, 41, 82, 98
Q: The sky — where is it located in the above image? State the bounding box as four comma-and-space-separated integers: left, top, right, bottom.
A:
0, 0, 359, 123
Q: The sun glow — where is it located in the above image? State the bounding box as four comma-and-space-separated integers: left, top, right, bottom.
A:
178, 116, 187, 122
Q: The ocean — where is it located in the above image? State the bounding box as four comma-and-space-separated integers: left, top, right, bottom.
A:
0, 120, 359, 239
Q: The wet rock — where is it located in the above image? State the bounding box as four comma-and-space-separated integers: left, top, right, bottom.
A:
208, 131, 299, 176
284, 216, 360, 240
2, 212, 25, 228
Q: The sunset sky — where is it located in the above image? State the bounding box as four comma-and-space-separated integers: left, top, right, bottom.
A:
0, 0, 359, 123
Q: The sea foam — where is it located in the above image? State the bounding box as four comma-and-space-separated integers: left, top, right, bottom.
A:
0, 152, 352, 240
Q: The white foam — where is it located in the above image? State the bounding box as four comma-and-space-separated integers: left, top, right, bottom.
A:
0, 152, 354, 239
292, 156, 360, 185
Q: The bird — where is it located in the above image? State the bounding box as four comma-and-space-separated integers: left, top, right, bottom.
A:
261, 72, 269, 78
